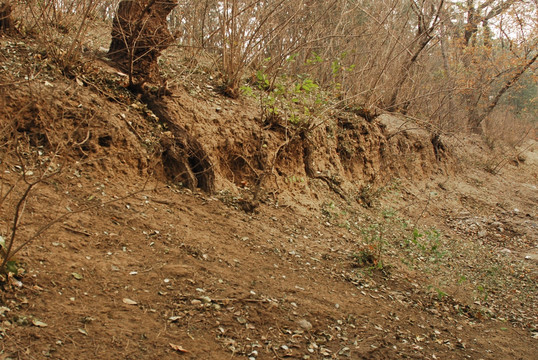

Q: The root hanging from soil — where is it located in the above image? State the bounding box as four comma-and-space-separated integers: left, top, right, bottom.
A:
142, 94, 215, 193
301, 131, 349, 202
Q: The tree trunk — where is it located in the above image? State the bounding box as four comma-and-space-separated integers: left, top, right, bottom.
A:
385, 0, 444, 112
0, 2, 14, 34
460, 1, 529, 134
467, 106, 483, 134
385, 32, 432, 112
472, 52, 538, 133
108, 0, 178, 87
439, 21, 455, 128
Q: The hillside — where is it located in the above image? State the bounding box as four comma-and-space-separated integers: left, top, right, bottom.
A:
1, 25, 537, 360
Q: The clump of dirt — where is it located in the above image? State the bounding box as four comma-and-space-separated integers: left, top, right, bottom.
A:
132, 84, 452, 211
2, 32, 452, 207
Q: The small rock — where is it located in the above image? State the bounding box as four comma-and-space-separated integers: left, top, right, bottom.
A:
32, 319, 48, 327
71, 272, 83, 280
298, 319, 313, 331
0, 307, 10, 316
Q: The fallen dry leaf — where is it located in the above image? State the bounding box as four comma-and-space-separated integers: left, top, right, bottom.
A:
32, 319, 48, 327
122, 298, 137, 305
169, 343, 189, 353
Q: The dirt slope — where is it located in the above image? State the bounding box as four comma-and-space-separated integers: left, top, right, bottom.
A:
1, 37, 537, 360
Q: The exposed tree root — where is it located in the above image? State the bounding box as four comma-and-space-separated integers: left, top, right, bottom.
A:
142, 93, 215, 193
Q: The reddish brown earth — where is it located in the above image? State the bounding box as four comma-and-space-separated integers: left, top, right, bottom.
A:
0, 36, 536, 360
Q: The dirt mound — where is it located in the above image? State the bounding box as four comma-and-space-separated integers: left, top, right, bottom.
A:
1, 36, 536, 360
137, 88, 452, 211
2, 36, 450, 204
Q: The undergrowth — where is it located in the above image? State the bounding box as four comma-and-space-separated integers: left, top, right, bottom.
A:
319, 189, 536, 329
240, 59, 329, 129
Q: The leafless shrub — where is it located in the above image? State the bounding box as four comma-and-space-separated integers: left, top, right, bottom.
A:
485, 108, 536, 148
3, 0, 534, 140
10, 1, 111, 70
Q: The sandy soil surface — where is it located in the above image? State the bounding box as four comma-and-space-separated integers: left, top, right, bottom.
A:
0, 36, 536, 360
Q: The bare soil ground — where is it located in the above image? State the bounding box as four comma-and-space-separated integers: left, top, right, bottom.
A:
1, 36, 536, 360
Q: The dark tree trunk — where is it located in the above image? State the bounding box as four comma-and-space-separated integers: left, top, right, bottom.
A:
385, 0, 444, 112
467, 106, 483, 134
470, 52, 538, 134
108, 0, 178, 86
0, 2, 14, 34
460, 0, 518, 135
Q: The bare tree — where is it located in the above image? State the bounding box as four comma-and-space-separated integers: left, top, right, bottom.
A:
456, 0, 531, 133
386, 0, 445, 112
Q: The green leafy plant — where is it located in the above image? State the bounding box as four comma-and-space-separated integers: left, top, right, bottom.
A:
285, 175, 305, 184
0, 236, 18, 276
353, 222, 387, 271
330, 52, 356, 99
321, 201, 337, 219
242, 59, 328, 129
405, 227, 445, 261
427, 284, 448, 300
353, 244, 382, 269
477, 284, 489, 302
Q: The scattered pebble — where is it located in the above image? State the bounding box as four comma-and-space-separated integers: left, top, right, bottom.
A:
298, 319, 312, 331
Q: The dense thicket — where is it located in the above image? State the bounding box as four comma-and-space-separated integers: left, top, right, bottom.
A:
7, 0, 537, 135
